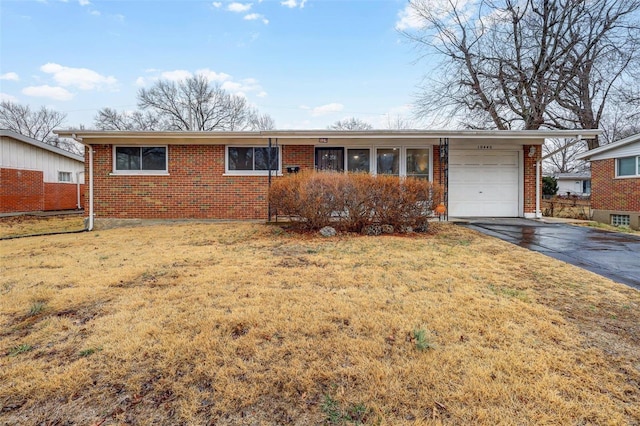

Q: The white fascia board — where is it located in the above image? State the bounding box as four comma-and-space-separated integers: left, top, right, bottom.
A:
54, 129, 602, 146
576, 133, 640, 161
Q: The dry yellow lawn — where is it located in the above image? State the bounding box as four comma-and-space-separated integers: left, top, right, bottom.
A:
0, 215, 85, 239
0, 222, 638, 425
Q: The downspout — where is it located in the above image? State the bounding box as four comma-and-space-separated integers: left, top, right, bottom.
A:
88, 145, 94, 231
267, 137, 272, 221
73, 134, 93, 231
535, 160, 541, 218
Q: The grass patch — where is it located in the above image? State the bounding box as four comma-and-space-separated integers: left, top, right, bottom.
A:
8, 344, 32, 357
322, 394, 371, 425
489, 284, 529, 302
0, 222, 639, 424
412, 328, 434, 351
79, 347, 102, 357
27, 301, 46, 317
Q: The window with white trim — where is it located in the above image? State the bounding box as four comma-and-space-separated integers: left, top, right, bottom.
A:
58, 171, 72, 182
376, 148, 399, 176
616, 156, 640, 177
347, 148, 370, 173
114, 146, 167, 173
226, 146, 280, 174
611, 214, 630, 226
406, 148, 430, 179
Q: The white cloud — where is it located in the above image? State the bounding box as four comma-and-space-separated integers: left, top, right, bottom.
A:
244, 13, 268, 24
212, 1, 222, 7
310, 103, 344, 116
89, 9, 100, 16
281, 0, 306, 8
228, 2, 252, 12
0, 93, 19, 102
160, 69, 193, 81
40, 63, 117, 91
221, 77, 265, 98
395, 4, 424, 31
22, 85, 74, 101
134, 69, 265, 97
195, 68, 231, 82
78, 0, 90, 5
0, 72, 19, 81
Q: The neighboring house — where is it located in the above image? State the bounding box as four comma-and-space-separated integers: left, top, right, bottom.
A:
555, 172, 591, 196
577, 133, 640, 230
54, 129, 599, 229
0, 129, 85, 213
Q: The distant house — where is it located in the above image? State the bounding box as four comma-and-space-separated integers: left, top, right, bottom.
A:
0, 130, 85, 213
577, 133, 640, 230
53, 129, 599, 230
555, 172, 591, 196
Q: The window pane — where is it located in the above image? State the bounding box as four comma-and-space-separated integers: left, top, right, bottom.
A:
142, 147, 166, 170
618, 157, 636, 176
116, 147, 141, 170
377, 149, 399, 175
347, 149, 370, 173
255, 147, 279, 171
228, 147, 253, 170
406, 148, 429, 179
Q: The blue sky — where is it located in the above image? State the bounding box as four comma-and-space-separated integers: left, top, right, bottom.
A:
0, 0, 431, 130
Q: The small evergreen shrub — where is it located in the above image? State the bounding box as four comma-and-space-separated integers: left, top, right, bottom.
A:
269, 171, 442, 233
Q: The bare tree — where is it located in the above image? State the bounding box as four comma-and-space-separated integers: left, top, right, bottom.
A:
1, 101, 66, 143
543, 138, 588, 174
247, 111, 276, 130
403, 0, 640, 143
329, 117, 373, 130
385, 114, 416, 130
94, 108, 165, 131
137, 74, 271, 131
0, 101, 82, 154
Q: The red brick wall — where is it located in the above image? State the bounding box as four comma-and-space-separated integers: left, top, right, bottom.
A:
0, 167, 44, 213
87, 144, 315, 220
44, 183, 85, 211
523, 145, 541, 214
591, 158, 640, 212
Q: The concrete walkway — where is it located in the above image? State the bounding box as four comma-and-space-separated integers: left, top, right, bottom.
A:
457, 218, 640, 290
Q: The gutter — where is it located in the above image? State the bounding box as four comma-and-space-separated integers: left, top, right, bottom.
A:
72, 133, 94, 231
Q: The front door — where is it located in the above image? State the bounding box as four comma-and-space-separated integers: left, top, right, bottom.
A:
315, 147, 344, 172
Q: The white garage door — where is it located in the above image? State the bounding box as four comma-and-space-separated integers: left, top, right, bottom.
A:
449, 150, 520, 217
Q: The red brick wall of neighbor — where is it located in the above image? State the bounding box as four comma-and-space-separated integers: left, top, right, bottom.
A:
44, 183, 85, 211
87, 144, 315, 220
0, 167, 44, 213
591, 159, 640, 212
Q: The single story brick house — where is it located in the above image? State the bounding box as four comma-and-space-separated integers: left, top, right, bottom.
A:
577, 133, 640, 230
54, 129, 599, 230
1, 129, 85, 213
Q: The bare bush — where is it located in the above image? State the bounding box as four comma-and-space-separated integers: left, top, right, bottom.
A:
269, 171, 442, 233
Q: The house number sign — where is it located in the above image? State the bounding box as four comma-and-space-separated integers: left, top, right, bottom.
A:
477, 145, 493, 150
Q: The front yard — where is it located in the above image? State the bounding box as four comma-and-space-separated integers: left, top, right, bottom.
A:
0, 222, 638, 424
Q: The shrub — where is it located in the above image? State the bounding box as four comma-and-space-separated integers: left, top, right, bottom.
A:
269, 171, 442, 233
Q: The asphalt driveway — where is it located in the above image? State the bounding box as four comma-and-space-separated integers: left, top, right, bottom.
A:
460, 218, 640, 290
